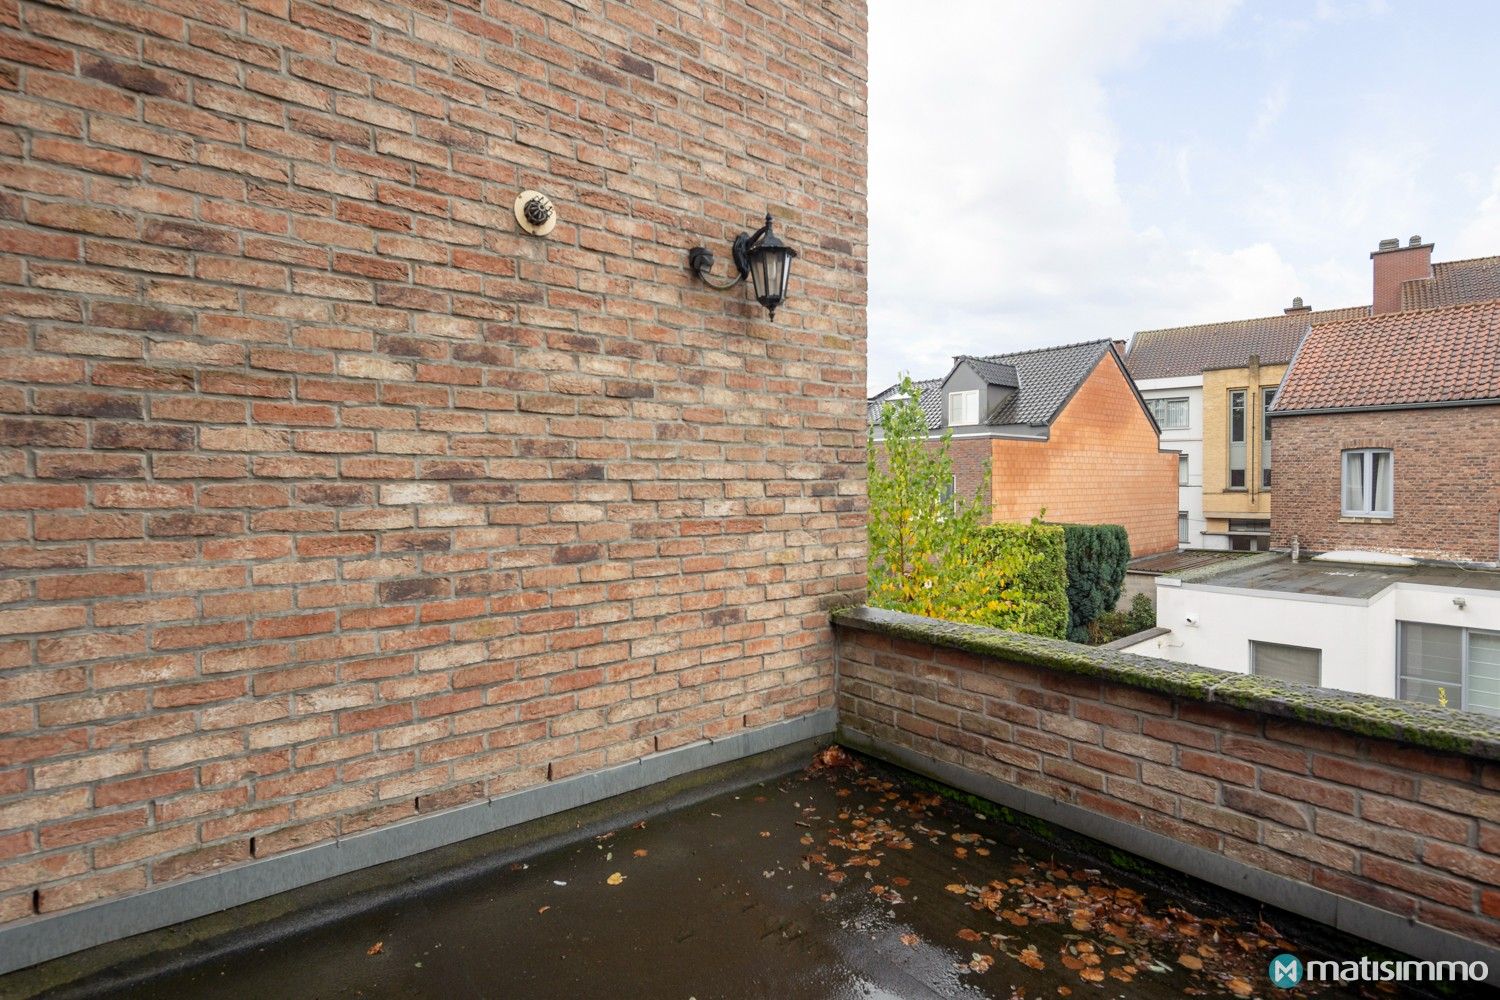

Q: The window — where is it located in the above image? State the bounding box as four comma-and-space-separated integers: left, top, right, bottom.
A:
948, 390, 979, 426
1398, 622, 1500, 716
1177, 453, 1189, 486
1148, 397, 1189, 430
1228, 390, 1246, 488
1250, 641, 1321, 686
1177, 512, 1189, 544
1260, 387, 1275, 488
1342, 448, 1393, 517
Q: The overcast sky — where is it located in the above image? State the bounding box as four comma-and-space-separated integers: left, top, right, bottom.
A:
867, 0, 1500, 392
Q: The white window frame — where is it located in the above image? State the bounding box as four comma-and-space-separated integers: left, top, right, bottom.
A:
1227, 389, 1247, 489
1177, 512, 1189, 544
1250, 640, 1322, 686
1177, 453, 1189, 486
1341, 448, 1393, 518
1149, 397, 1190, 430
1397, 622, 1500, 716
947, 389, 979, 426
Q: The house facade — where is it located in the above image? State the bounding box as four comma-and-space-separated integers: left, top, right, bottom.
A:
1123, 264, 1500, 713
1126, 301, 1368, 551
0, 0, 868, 968
872, 340, 1178, 557
1269, 299, 1500, 563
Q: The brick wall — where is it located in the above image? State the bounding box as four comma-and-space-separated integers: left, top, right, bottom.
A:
1271, 406, 1500, 563
0, 0, 867, 924
989, 354, 1177, 556
836, 619, 1500, 952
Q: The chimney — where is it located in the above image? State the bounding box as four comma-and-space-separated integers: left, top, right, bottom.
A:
1112, 339, 1127, 355
1370, 234, 1433, 314
1283, 296, 1311, 314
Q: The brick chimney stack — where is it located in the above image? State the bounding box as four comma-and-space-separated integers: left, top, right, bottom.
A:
1284, 296, 1311, 315
1371, 235, 1433, 314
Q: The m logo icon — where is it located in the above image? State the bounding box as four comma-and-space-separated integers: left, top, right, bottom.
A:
1269, 953, 1303, 988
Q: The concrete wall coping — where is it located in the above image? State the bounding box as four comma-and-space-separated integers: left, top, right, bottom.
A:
832, 605, 1500, 761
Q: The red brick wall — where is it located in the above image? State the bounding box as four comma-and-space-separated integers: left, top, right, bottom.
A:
837, 624, 1500, 950
0, 0, 867, 923
989, 356, 1177, 556
1271, 407, 1500, 563
1371, 243, 1432, 315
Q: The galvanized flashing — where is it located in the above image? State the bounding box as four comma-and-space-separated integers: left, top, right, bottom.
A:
0, 710, 835, 977
840, 728, 1500, 985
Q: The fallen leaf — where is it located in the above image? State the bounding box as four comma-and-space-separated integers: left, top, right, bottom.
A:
957, 928, 983, 942
633, 849, 648, 857
1079, 968, 1104, 983
1177, 954, 1203, 971
945, 883, 968, 894
1227, 979, 1253, 997
1018, 947, 1045, 971
367, 942, 383, 956
759, 831, 771, 838
606, 872, 625, 886
900, 933, 919, 947
537, 906, 550, 914
969, 953, 994, 973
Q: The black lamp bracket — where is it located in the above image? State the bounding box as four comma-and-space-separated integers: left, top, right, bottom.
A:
688, 215, 774, 290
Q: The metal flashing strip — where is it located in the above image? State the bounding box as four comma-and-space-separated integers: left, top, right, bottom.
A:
840, 727, 1500, 985
0, 710, 835, 977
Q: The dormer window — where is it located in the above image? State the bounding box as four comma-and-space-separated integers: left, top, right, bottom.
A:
948, 390, 979, 426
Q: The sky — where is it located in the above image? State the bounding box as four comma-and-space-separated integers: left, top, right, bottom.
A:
867, 0, 1500, 392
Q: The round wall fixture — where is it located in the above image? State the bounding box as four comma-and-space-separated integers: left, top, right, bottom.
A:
514, 190, 557, 236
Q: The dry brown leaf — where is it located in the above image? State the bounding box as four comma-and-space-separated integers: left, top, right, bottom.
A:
957, 928, 983, 942
945, 883, 968, 894
1079, 968, 1104, 983
900, 933, 919, 947
633, 849, 648, 857
606, 872, 625, 886
1227, 979, 1253, 997
1177, 953, 1203, 971
537, 906, 550, 914
1018, 947, 1045, 971
367, 942, 383, 956
969, 953, 994, 973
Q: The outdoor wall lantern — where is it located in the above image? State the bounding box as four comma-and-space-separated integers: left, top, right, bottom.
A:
688, 213, 797, 320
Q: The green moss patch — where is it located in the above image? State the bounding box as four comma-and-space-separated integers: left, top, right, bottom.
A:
833, 605, 1500, 761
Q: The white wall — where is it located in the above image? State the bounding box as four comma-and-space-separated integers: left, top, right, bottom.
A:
1136, 376, 1208, 549
1121, 578, 1500, 700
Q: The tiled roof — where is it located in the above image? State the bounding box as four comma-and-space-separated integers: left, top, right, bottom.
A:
956, 356, 1019, 388
1125, 306, 1370, 380
867, 377, 941, 426
1273, 299, 1500, 413
869, 340, 1114, 430
1401, 255, 1500, 311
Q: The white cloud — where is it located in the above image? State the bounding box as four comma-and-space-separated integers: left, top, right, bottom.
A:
868, 0, 1305, 392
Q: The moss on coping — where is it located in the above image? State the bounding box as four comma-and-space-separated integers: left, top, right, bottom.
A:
833, 605, 1500, 762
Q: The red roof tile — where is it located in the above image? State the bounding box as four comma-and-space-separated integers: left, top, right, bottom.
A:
1273, 299, 1500, 413
1125, 306, 1370, 380
1401, 255, 1500, 310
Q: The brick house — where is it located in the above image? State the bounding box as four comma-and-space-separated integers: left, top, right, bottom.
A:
871, 340, 1178, 557
1269, 299, 1500, 563
0, 0, 867, 970
1126, 236, 1500, 552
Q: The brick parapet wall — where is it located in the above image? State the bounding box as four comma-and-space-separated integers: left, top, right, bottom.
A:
1270, 406, 1500, 563
834, 609, 1500, 953
0, 0, 867, 926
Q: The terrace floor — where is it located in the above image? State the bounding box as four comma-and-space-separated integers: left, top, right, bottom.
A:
18, 751, 1484, 1000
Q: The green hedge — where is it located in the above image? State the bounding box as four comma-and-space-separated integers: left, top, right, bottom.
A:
1059, 523, 1131, 643
960, 521, 1069, 639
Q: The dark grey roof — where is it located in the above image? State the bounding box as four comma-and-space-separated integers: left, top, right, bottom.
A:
869, 340, 1114, 430
1125, 306, 1370, 380
867, 377, 941, 426
955, 356, 1019, 388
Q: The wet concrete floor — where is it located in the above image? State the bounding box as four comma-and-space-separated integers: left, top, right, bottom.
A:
32, 751, 1497, 999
